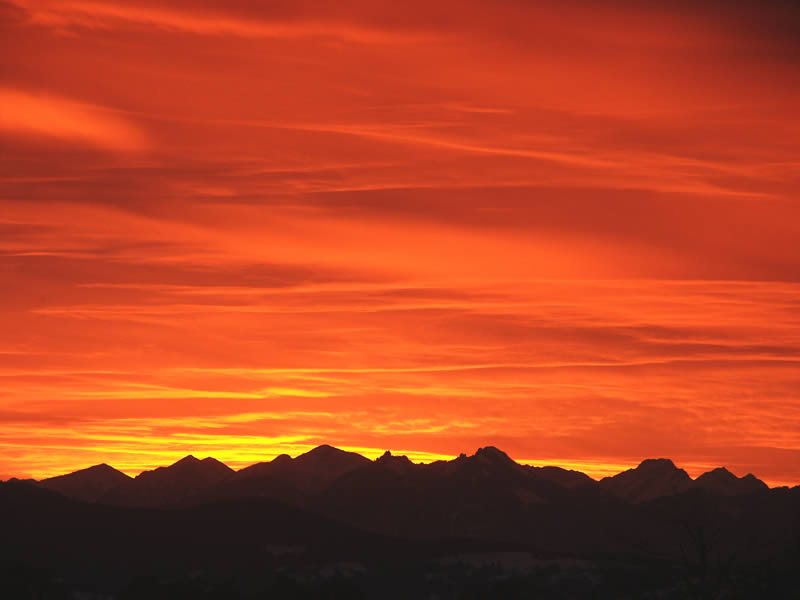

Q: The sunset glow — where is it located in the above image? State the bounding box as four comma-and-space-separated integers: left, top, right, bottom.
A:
2, 0, 799, 486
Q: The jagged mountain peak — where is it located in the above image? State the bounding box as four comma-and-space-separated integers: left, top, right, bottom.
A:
38, 462, 133, 503
700, 466, 735, 479
303, 444, 340, 456
695, 466, 768, 495
135, 455, 233, 483
376, 450, 413, 470
600, 458, 691, 503
79, 463, 129, 476
637, 458, 680, 470
474, 446, 514, 463
41, 462, 131, 482
159, 455, 231, 470
296, 445, 370, 465
171, 455, 200, 467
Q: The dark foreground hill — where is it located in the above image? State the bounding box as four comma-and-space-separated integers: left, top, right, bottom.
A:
5, 447, 800, 599
3, 477, 800, 600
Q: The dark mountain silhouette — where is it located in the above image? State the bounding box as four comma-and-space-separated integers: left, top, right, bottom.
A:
0, 478, 425, 579
375, 450, 414, 474
39, 463, 132, 503
4, 448, 800, 599
525, 464, 595, 489
599, 458, 693, 503
598, 460, 770, 504
137, 454, 233, 486
212, 444, 373, 508
24, 448, 785, 512
235, 444, 370, 489
100, 455, 233, 507
283, 444, 372, 489
233, 452, 293, 481
694, 466, 769, 495
303, 445, 641, 554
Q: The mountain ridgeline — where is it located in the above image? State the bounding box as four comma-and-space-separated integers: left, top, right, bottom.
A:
2, 446, 799, 599
31, 446, 772, 509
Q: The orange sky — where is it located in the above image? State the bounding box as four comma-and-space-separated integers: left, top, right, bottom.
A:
2, 0, 799, 486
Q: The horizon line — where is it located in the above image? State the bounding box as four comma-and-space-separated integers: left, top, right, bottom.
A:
5, 444, 796, 489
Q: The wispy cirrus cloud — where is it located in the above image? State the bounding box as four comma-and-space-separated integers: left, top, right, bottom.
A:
0, 88, 148, 150
1, 0, 799, 487
11, 0, 431, 43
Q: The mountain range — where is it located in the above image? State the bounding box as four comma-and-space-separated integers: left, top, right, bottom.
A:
3, 446, 799, 599
29, 445, 774, 509
14, 445, 791, 557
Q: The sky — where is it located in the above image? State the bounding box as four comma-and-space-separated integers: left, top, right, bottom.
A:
1, 0, 799, 486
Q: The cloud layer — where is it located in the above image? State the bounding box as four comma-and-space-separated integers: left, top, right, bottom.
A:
1, 0, 799, 485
